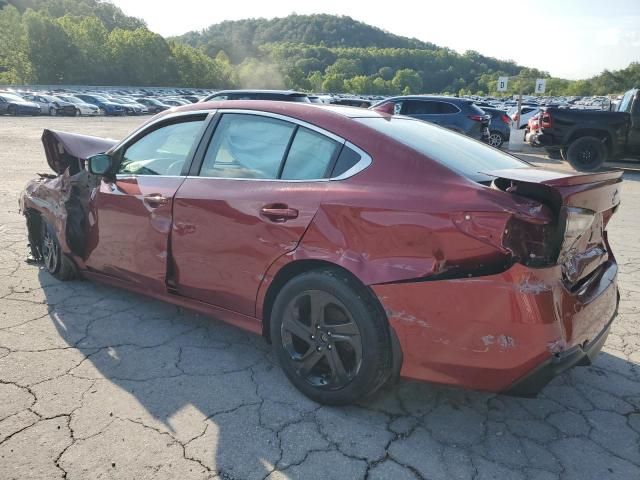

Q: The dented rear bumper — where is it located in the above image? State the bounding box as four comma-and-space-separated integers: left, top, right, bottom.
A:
371, 259, 618, 394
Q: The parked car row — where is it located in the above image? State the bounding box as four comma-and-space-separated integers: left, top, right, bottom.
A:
0, 88, 207, 117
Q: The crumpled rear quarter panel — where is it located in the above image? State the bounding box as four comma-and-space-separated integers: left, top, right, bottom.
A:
371, 261, 618, 392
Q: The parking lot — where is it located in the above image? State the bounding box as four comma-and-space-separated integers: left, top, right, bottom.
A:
1, 116, 639, 479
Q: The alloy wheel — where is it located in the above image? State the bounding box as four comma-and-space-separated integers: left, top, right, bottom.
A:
41, 226, 59, 273
488, 132, 503, 148
280, 290, 363, 390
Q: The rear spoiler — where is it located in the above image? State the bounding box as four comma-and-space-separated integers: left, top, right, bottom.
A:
42, 129, 118, 175
483, 167, 623, 213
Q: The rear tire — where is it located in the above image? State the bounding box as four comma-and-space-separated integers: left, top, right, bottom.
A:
566, 136, 607, 171
49, 107, 57, 116
270, 268, 391, 405
40, 221, 75, 281
8, 105, 17, 116
488, 131, 505, 148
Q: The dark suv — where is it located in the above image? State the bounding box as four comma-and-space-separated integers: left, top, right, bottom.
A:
201, 89, 310, 103
372, 96, 491, 141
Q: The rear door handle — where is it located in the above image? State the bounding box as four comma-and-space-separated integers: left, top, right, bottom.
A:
143, 194, 169, 208
260, 205, 299, 222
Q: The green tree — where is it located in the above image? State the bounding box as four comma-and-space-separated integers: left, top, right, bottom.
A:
391, 68, 422, 94
322, 74, 345, 92
345, 75, 374, 94
23, 9, 76, 83
378, 66, 394, 80
0, 5, 32, 83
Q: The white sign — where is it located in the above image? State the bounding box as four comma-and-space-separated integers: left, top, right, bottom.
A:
497, 76, 508, 92
535, 78, 546, 94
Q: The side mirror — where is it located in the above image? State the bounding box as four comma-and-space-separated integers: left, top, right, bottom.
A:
88, 154, 114, 176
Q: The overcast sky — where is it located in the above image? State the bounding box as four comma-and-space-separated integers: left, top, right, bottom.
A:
110, 0, 640, 80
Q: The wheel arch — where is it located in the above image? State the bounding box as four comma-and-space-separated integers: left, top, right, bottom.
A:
261, 258, 369, 341
259, 256, 401, 381
565, 128, 613, 154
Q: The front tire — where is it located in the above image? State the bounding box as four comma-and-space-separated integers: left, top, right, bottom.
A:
566, 136, 607, 171
49, 107, 57, 116
8, 105, 17, 116
40, 221, 75, 281
270, 268, 391, 405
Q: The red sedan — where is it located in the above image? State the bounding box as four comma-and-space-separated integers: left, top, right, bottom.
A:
21, 101, 621, 405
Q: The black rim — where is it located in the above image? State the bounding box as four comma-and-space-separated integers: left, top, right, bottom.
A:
576, 145, 600, 169
41, 226, 58, 273
281, 290, 362, 390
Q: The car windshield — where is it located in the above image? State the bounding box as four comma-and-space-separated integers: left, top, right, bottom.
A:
60, 96, 82, 104
355, 116, 529, 182
42, 95, 58, 101
1, 93, 26, 102
90, 95, 107, 101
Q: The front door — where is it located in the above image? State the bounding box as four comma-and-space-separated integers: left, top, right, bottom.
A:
172, 112, 342, 316
84, 115, 208, 293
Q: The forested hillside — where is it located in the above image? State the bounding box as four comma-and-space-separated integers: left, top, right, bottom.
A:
1, 1, 638, 95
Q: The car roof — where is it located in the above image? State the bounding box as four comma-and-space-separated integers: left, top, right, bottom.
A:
388, 95, 472, 103
209, 89, 308, 96
168, 100, 383, 119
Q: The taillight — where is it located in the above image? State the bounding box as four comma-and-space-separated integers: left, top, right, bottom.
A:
541, 111, 553, 128
468, 115, 484, 121
503, 217, 556, 267
500, 114, 511, 125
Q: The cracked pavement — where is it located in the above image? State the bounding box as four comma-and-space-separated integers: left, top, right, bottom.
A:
1, 116, 640, 479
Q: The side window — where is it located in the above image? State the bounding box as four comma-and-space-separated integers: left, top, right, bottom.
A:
403, 101, 439, 115
209, 95, 229, 101
281, 127, 340, 180
118, 118, 205, 176
438, 102, 460, 114
200, 114, 295, 179
618, 92, 633, 113
331, 145, 361, 177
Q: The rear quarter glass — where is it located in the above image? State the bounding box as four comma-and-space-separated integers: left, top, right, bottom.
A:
355, 117, 528, 182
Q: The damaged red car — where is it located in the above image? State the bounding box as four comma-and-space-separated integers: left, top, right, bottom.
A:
20, 101, 622, 405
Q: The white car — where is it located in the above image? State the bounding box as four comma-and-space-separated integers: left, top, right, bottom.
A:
509, 106, 540, 129
56, 95, 101, 116
22, 93, 79, 116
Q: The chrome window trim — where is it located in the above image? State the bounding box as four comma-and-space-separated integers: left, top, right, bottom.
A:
331, 142, 372, 181
217, 109, 344, 143
112, 109, 217, 152
112, 108, 373, 182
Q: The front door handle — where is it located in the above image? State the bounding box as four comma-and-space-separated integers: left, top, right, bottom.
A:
143, 194, 169, 208
260, 205, 299, 222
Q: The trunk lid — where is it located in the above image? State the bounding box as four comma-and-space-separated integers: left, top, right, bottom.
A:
486, 167, 623, 286
42, 129, 118, 175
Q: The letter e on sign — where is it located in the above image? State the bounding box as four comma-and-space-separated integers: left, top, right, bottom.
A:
535, 79, 546, 94
497, 76, 508, 92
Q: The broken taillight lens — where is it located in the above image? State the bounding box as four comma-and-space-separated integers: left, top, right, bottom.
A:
503, 217, 556, 267
560, 207, 595, 253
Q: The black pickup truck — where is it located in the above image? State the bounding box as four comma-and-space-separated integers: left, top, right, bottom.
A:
526, 88, 640, 170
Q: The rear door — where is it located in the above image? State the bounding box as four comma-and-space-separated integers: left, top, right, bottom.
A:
84, 113, 209, 293
171, 111, 344, 316
401, 100, 442, 125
